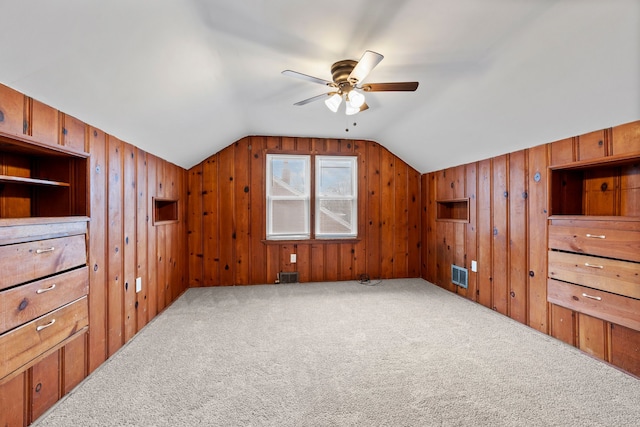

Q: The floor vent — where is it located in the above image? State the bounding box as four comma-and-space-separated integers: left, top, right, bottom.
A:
279, 272, 299, 284
451, 265, 468, 289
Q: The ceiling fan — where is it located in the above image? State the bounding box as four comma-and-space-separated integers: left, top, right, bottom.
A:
282, 50, 419, 115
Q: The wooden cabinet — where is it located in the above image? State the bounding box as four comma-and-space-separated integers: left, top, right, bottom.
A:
0, 83, 25, 136
548, 148, 640, 377
0, 128, 89, 424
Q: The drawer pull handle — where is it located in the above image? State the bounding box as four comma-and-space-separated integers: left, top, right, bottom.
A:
36, 284, 56, 294
582, 293, 602, 301
584, 263, 604, 269
585, 234, 606, 239
36, 319, 56, 332
36, 247, 55, 254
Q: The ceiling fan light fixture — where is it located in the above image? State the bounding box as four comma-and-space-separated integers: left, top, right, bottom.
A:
345, 103, 360, 115
347, 90, 365, 109
325, 93, 342, 112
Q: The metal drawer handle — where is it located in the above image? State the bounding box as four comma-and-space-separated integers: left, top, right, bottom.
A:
582, 293, 602, 301
36, 247, 55, 254
36, 284, 56, 294
585, 234, 606, 239
36, 319, 56, 332
584, 263, 604, 269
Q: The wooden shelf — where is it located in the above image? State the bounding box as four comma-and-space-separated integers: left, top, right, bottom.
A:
436, 198, 469, 222
153, 198, 178, 225
0, 175, 71, 187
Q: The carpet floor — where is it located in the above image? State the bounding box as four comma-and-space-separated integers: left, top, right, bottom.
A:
36, 279, 640, 426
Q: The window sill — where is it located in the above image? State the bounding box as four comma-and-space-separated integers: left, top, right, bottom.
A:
262, 238, 361, 245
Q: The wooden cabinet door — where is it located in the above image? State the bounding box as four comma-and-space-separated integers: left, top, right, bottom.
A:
0, 83, 25, 136
30, 99, 59, 148
61, 114, 87, 153
577, 129, 607, 161
550, 137, 575, 166
611, 120, 640, 157
63, 333, 86, 394
577, 313, 608, 360
550, 303, 575, 346
0, 372, 27, 427
31, 351, 60, 422
610, 324, 640, 377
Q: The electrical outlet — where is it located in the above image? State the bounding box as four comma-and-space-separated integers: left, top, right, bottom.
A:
290, 253, 297, 263
136, 277, 142, 293
471, 260, 477, 272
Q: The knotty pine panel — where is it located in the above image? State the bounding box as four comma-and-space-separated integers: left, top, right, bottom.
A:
550, 137, 575, 166
527, 143, 549, 334
0, 83, 25, 136
106, 135, 124, 357
63, 333, 86, 395
123, 143, 137, 342
249, 137, 267, 284
508, 150, 528, 324
188, 164, 204, 287
464, 162, 477, 301
610, 324, 640, 377
365, 142, 382, 280
156, 225, 167, 313
0, 371, 26, 427
88, 127, 107, 373
188, 137, 421, 286
30, 351, 60, 422
578, 313, 608, 360
146, 154, 158, 320
136, 148, 149, 331
476, 159, 492, 308
492, 155, 509, 315
29, 98, 59, 148
550, 303, 575, 346
611, 120, 640, 156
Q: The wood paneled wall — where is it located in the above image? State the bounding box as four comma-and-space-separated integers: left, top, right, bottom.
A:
187, 136, 422, 286
0, 83, 188, 425
88, 131, 188, 367
421, 119, 640, 375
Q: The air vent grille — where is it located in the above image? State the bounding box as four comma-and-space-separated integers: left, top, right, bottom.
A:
279, 272, 299, 284
451, 265, 468, 289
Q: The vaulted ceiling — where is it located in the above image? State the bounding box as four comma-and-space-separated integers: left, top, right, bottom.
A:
1, 1, 638, 173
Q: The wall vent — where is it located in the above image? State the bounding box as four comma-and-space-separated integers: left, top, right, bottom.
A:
451, 265, 468, 289
279, 272, 299, 284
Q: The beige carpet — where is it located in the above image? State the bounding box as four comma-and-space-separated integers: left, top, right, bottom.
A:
36, 279, 640, 426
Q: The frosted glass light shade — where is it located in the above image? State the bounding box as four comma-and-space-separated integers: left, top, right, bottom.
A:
347, 91, 365, 108
325, 93, 342, 112
345, 104, 360, 115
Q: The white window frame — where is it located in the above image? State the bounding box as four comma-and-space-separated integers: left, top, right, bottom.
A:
266, 154, 311, 240
315, 156, 358, 239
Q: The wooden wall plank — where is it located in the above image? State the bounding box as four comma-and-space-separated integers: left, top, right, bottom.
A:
106, 135, 124, 357
87, 127, 107, 373
218, 146, 235, 285
508, 150, 528, 324
407, 169, 421, 278
380, 148, 395, 278
393, 160, 409, 278
146, 155, 158, 319
202, 156, 220, 286
234, 139, 251, 285
365, 142, 382, 280
465, 162, 478, 301
310, 244, 325, 282
123, 143, 137, 342
188, 163, 204, 286
476, 159, 492, 308
527, 143, 549, 333
156, 224, 166, 312
492, 155, 509, 315
250, 137, 267, 284
136, 149, 149, 331
0, 370, 26, 427
550, 303, 575, 346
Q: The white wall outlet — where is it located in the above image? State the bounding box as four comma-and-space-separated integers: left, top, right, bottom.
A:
136, 277, 142, 293
471, 260, 477, 272
290, 253, 297, 263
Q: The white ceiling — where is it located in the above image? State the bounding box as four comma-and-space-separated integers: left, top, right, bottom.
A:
1, 0, 638, 173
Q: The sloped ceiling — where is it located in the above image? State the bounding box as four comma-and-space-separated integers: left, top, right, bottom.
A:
0, 0, 638, 173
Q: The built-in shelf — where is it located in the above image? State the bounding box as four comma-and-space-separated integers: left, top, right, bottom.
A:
153, 198, 179, 225
0, 175, 71, 187
436, 198, 469, 222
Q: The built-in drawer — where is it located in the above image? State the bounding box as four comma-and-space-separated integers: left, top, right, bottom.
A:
548, 251, 640, 300
0, 234, 86, 291
0, 266, 88, 334
548, 278, 640, 332
0, 296, 88, 380
548, 223, 640, 263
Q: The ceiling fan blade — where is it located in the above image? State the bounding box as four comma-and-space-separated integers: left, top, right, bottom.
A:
348, 50, 384, 84
360, 102, 369, 112
361, 82, 419, 92
282, 70, 334, 86
294, 93, 331, 106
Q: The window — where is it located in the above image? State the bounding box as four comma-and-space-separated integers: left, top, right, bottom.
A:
266, 154, 357, 240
